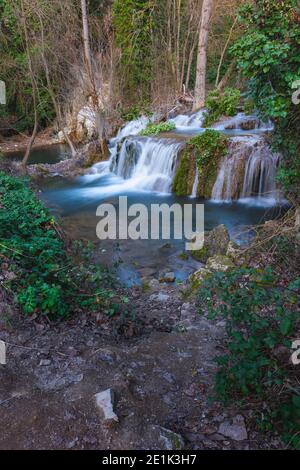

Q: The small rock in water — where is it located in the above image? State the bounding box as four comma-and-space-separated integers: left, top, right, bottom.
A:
218, 415, 248, 441
159, 272, 176, 283
94, 389, 119, 424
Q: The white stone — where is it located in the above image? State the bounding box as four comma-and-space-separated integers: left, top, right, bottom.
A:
94, 389, 119, 423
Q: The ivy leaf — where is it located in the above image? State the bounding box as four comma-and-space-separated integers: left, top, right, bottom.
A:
279, 318, 292, 336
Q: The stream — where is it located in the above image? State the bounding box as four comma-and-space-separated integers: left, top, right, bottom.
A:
7, 112, 289, 286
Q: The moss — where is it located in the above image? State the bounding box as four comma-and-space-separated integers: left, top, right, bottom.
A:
139, 121, 175, 136
173, 151, 194, 196
191, 246, 209, 263
173, 130, 228, 198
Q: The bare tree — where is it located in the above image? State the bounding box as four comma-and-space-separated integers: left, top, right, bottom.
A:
20, 0, 39, 172
193, 0, 213, 110
80, 0, 106, 154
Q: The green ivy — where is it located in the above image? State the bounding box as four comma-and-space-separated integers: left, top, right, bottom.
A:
231, 0, 300, 199
198, 267, 300, 449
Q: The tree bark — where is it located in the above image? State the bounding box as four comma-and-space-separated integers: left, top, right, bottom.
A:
81, 0, 93, 83
193, 0, 213, 110
20, 0, 38, 172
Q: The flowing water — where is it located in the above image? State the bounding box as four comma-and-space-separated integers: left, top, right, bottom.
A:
36, 111, 288, 285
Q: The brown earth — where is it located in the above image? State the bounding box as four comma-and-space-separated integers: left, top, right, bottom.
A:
0, 282, 283, 450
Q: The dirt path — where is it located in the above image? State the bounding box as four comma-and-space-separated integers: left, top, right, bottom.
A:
0, 283, 282, 450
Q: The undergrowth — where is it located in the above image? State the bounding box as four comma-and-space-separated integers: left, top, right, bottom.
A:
203, 88, 241, 127
198, 261, 300, 448
0, 172, 119, 320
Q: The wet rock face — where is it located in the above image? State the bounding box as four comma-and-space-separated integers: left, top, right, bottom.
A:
192, 224, 230, 263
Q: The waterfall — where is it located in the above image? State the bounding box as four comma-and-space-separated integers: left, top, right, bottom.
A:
211, 136, 281, 203
191, 168, 199, 198
169, 109, 205, 129
241, 147, 281, 201
111, 136, 184, 193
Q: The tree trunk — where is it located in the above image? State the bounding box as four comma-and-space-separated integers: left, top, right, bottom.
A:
215, 16, 237, 88
20, 0, 38, 172
80, 0, 107, 152
37, 13, 77, 158
81, 0, 93, 83
193, 0, 213, 110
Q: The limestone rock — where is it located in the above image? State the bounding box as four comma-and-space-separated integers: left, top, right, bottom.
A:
151, 425, 185, 450
218, 415, 248, 441
206, 255, 235, 273
189, 267, 212, 289
226, 241, 241, 260
95, 389, 119, 424
192, 225, 230, 263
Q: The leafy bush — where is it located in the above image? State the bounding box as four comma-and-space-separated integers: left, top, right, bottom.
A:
139, 121, 175, 136
231, 0, 300, 199
198, 267, 300, 448
0, 172, 116, 319
203, 88, 241, 127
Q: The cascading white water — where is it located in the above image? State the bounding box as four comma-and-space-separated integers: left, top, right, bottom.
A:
211, 136, 281, 203
191, 167, 199, 198
241, 147, 281, 201
169, 109, 205, 129
111, 136, 184, 193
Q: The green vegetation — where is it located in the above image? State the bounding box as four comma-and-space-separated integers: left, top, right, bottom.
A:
231, 0, 300, 199
173, 152, 192, 196
173, 130, 228, 198
198, 267, 300, 449
0, 172, 117, 319
203, 88, 241, 127
139, 121, 175, 136
113, 0, 154, 98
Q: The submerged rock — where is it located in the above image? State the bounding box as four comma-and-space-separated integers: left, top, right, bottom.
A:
94, 389, 119, 424
192, 225, 230, 263
159, 272, 176, 283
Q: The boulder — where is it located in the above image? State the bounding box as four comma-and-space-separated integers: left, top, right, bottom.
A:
218, 415, 248, 441
192, 225, 230, 263
206, 255, 235, 273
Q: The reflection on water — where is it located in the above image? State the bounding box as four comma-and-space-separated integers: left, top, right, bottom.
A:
4, 144, 71, 165
40, 172, 289, 286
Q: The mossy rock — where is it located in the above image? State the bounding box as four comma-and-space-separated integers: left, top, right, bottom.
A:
189, 267, 213, 290
173, 148, 196, 196
173, 130, 228, 198
192, 224, 230, 262
206, 254, 235, 272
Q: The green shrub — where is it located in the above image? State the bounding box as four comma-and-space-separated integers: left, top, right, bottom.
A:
139, 121, 175, 136
0, 172, 116, 319
203, 88, 241, 127
198, 267, 300, 448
